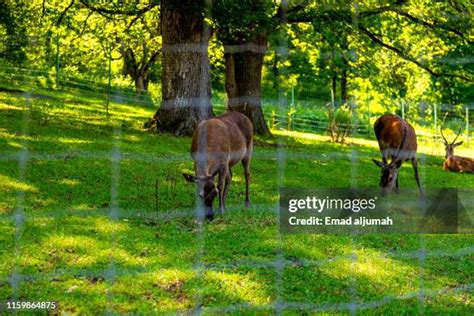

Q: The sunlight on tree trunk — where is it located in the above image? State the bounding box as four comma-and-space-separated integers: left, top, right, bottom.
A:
147, 0, 213, 136
223, 36, 271, 136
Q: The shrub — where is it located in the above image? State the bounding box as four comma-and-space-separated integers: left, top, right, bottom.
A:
327, 104, 355, 143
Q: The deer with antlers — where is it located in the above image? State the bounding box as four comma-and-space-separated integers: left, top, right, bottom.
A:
440, 125, 474, 173
372, 114, 422, 195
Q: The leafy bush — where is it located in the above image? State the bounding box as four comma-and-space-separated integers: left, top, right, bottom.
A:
327, 104, 355, 143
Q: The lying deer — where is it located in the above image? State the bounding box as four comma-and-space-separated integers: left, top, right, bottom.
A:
372, 114, 422, 195
440, 125, 474, 173
183, 111, 253, 220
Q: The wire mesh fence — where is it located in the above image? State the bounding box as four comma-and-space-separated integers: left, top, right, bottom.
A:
0, 64, 472, 149
1, 2, 473, 313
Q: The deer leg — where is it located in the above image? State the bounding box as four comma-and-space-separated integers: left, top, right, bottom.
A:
222, 169, 232, 211
218, 167, 228, 214
395, 176, 400, 194
242, 156, 251, 208
411, 158, 422, 191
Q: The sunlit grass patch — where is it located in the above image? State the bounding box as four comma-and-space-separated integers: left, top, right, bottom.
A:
334, 250, 420, 300
18, 275, 109, 315
203, 211, 278, 264
422, 255, 473, 289
115, 217, 198, 268
0, 219, 15, 278
201, 267, 276, 307
0, 174, 38, 193
283, 265, 352, 304
110, 269, 196, 313
362, 293, 473, 315
23, 158, 112, 211
282, 235, 354, 261
17, 231, 112, 274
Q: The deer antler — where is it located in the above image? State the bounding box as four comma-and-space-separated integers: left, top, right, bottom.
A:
440, 124, 448, 144
452, 127, 463, 145
440, 114, 463, 145
440, 113, 449, 144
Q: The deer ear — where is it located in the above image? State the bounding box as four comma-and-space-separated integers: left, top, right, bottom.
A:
372, 159, 385, 168
183, 173, 197, 183
453, 141, 463, 147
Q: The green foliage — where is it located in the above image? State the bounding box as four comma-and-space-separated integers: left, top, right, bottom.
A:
0, 0, 28, 63
327, 104, 354, 143
1, 0, 472, 114
212, 0, 277, 44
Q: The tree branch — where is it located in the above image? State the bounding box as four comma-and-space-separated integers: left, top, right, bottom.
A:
56, 0, 76, 26
390, 8, 466, 39
358, 25, 471, 81
286, 9, 352, 24
126, 13, 142, 31
78, 0, 158, 17
360, 5, 468, 40
358, 1, 408, 18
42, 0, 46, 18
71, 10, 92, 42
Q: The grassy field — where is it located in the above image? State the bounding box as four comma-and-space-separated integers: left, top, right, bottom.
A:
0, 89, 473, 314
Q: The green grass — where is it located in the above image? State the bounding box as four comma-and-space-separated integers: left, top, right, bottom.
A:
0, 88, 473, 314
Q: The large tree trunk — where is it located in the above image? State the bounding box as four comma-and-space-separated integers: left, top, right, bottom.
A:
272, 51, 279, 90
223, 36, 271, 136
134, 74, 149, 93
332, 74, 337, 105
147, 0, 213, 135
341, 68, 348, 104
340, 40, 349, 105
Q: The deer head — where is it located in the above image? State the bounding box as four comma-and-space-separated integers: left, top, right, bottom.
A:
440, 124, 463, 158
372, 121, 408, 196
183, 172, 218, 220
372, 159, 403, 196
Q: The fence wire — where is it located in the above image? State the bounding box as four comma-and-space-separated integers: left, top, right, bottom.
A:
0, 65, 471, 148
1, 4, 473, 314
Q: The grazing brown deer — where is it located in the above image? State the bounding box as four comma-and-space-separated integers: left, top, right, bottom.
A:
183, 111, 253, 220
372, 114, 422, 195
440, 125, 474, 173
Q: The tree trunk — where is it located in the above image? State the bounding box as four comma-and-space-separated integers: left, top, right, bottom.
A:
332, 74, 337, 105
341, 69, 347, 104
223, 35, 271, 136
134, 75, 149, 93
147, 0, 213, 135
340, 40, 349, 105
272, 51, 279, 90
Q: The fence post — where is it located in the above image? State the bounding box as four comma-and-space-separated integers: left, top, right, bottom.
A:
55, 33, 60, 89
106, 42, 112, 117
433, 104, 438, 142
331, 86, 335, 108
291, 85, 295, 106
466, 106, 470, 147
401, 100, 405, 119
367, 98, 371, 137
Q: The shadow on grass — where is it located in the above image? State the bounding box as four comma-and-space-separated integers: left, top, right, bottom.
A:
1, 89, 473, 313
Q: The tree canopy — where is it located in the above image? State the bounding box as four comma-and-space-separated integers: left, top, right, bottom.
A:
0, 0, 472, 134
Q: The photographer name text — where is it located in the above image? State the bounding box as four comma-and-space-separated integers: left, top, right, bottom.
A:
285, 196, 393, 227
289, 216, 393, 226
